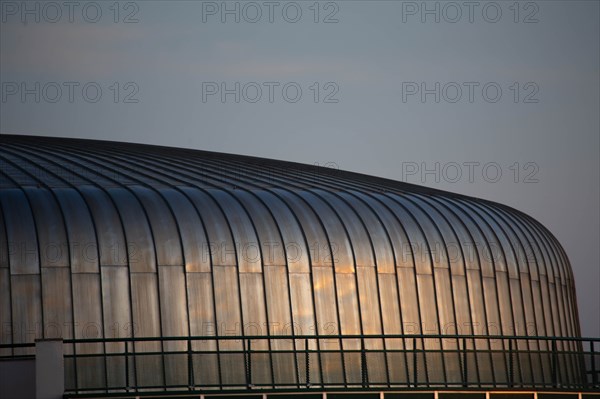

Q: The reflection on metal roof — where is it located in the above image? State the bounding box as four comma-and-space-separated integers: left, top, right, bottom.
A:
0, 135, 584, 392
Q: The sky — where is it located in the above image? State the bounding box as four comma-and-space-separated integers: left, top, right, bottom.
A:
1, 0, 599, 337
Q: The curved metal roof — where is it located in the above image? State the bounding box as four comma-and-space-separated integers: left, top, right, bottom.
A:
0, 134, 582, 389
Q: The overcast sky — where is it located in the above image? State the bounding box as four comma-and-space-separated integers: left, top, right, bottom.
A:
1, 0, 598, 337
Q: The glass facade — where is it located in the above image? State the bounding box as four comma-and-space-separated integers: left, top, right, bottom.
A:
0, 135, 583, 390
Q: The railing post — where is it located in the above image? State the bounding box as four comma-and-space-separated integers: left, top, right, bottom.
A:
305, 338, 310, 387
131, 340, 138, 392
508, 338, 514, 388
246, 339, 252, 388
361, 338, 368, 388
462, 337, 468, 387
188, 339, 194, 390
413, 337, 418, 387
592, 340, 597, 388
125, 341, 130, 391
552, 339, 558, 388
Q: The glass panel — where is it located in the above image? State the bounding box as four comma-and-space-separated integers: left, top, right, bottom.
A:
107, 188, 156, 273
375, 193, 432, 275
496, 271, 514, 335
405, 195, 454, 272
212, 266, 244, 385
299, 191, 354, 274
352, 191, 413, 270
0, 152, 37, 186
356, 266, 382, 335
416, 195, 469, 277
315, 189, 374, 267
1, 189, 39, 274
397, 267, 420, 333
509, 278, 528, 336
459, 201, 506, 278
398, 194, 450, 272
158, 266, 188, 337
312, 267, 343, 384
561, 283, 579, 379
255, 191, 309, 273
133, 187, 183, 267
357, 267, 386, 384
64, 355, 76, 392
79, 186, 127, 267
336, 273, 360, 335
272, 189, 332, 268
523, 223, 551, 279
478, 205, 522, 279
232, 191, 286, 267
496, 272, 518, 381
416, 274, 443, 384
482, 275, 506, 385
416, 274, 439, 334
451, 275, 472, 335
482, 276, 502, 332
555, 245, 571, 288
397, 267, 426, 382
551, 279, 567, 337
186, 272, 219, 387
519, 272, 538, 334
239, 272, 270, 385
0, 204, 7, 269
339, 191, 394, 273
161, 188, 211, 273
547, 281, 567, 383
72, 273, 105, 390
539, 275, 555, 336
55, 188, 99, 273
288, 273, 315, 336
500, 212, 542, 282
100, 266, 131, 389
443, 200, 494, 277
564, 283, 578, 338
41, 267, 72, 339
209, 189, 262, 273
433, 268, 456, 335
130, 272, 161, 337
130, 272, 163, 388
288, 272, 320, 385
529, 278, 546, 383
378, 273, 401, 334
465, 269, 493, 383
158, 266, 189, 387
431, 268, 462, 384
531, 280, 546, 335
182, 188, 236, 267
263, 265, 295, 385
24, 188, 69, 267
0, 269, 11, 355
377, 273, 408, 385
469, 203, 516, 277
538, 239, 562, 284
11, 274, 41, 354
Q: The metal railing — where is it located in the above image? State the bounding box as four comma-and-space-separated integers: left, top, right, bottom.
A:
2, 334, 599, 394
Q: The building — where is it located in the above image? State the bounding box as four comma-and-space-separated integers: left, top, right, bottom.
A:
0, 135, 597, 398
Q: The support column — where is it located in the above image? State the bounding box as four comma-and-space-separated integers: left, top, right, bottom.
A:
35, 339, 64, 399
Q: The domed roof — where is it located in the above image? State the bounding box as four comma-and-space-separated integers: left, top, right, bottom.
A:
0, 134, 581, 389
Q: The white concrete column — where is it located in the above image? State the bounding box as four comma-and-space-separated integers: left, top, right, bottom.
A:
35, 339, 64, 399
